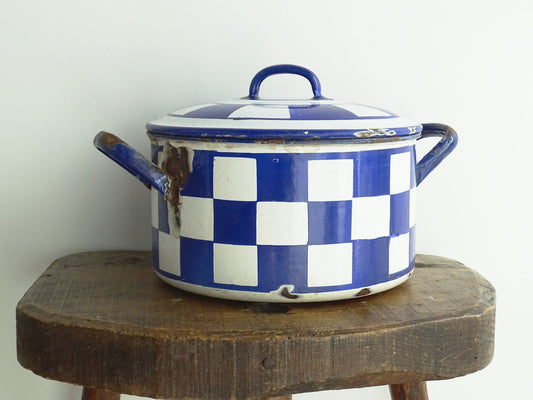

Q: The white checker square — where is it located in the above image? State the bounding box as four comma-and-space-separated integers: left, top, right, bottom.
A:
228, 105, 290, 119
179, 196, 214, 241
389, 233, 411, 274
409, 189, 416, 228
151, 188, 159, 229
214, 244, 258, 286
174, 103, 216, 116
256, 202, 308, 245
213, 156, 257, 201
158, 232, 180, 276
335, 103, 392, 117
308, 243, 353, 287
308, 159, 354, 201
390, 152, 412, 194
351, 195, 390, 239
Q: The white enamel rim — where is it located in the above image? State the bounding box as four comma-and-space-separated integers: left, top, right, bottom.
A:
155, 270, 412, 303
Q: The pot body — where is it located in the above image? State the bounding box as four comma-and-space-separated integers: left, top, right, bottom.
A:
93, 66, 458, 302
150, 136, 417, 302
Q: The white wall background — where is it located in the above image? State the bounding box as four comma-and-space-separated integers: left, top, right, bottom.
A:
2, 0, 531, 398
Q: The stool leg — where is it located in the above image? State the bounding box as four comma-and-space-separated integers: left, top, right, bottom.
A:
81, 387, 120, 400
389, 382, 428, 400
263, 397, 292, 400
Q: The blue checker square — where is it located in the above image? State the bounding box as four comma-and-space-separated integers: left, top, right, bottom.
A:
179, 238, 213, 284
179, 150, 214, 198
214, 200, 256, 245
257, 245, 308, 292
182, 103, 244, 118
308, 201, 352, 245
390, 191, 411, 236
353, 237, 390, 286
256, 153, 308, 202
353, 150, 391, 197
289, 104, 358, 120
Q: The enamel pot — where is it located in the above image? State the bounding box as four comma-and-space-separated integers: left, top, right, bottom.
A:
94, 64, 457, 303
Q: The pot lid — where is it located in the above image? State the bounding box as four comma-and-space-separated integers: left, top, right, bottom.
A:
146, 64, 422, 141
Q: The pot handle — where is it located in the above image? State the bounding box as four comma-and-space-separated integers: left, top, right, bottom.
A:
416, 123, 458, 185
247, 64, 326, 100
93, 131, 169, 196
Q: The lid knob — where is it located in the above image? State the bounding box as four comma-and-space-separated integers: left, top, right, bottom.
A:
247, 64, 325, 100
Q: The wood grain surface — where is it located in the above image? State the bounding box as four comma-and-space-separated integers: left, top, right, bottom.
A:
17, 251, 495, 399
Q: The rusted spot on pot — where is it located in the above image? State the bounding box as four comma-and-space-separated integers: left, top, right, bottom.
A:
162, 145, 190, 206
370, 136, 403, 144
256, 138, 291, 145
355, 288, 371, 297
280, 286, 299, 299
99, 131, 123, 147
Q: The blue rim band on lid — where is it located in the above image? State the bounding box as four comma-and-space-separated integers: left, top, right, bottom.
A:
145, 126, 422, 143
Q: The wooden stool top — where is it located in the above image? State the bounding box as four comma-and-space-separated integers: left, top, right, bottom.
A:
17, 251, 495, 399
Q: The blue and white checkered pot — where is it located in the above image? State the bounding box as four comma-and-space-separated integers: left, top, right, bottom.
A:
94, 65, 457, 302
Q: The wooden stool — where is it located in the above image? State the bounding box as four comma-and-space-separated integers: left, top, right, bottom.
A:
16, 251, 495, 400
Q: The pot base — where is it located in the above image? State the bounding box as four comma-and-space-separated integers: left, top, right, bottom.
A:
154, 270, 412, 303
